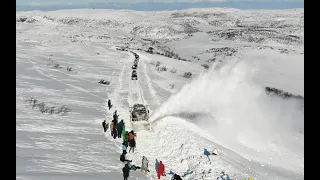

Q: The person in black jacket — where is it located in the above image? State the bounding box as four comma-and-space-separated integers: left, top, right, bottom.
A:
113, 110, 119, 124
111, 120, 117, 139
102, 120, 107, 132
123, 164, 130, 180
120, 153, 132, 163
172, 174, 182, 180
108, 99, 112, 110
129, 139, 136, 153
113, 127, 117, 139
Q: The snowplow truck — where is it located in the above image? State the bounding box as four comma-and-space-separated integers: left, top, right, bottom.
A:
129, 104, 149, 122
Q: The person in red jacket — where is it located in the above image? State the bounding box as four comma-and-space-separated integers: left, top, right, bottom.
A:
157, 161, 165, 179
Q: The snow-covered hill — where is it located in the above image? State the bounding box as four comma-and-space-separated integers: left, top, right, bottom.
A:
16, 8, 303, 180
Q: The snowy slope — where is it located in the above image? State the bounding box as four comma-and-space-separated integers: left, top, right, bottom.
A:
17, 8, 303, 180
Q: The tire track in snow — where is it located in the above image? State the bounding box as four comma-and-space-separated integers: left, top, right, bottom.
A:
26, 59, 105, 101
45, 66, 99, 85
128, 77, 143, 106
104, 48, 132, 115
106, 59, 127, 113
105, 51, 135, 131
138, 52, 161, 111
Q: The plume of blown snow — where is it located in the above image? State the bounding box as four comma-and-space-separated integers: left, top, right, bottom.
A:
149, 57, 304, 151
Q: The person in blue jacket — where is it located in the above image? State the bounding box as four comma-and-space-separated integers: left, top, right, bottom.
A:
155, 159, 160, 174
204, 148, 211, 161
204, 148, 217, 161
122, 141, 128, 154
116, 123, 122, 138
117, 119, 125, 138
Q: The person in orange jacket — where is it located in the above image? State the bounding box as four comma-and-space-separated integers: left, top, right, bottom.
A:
128, 130, 136, 153
128, 130, 135, 140
157, 161, 165, 179
110, 121, 114, 136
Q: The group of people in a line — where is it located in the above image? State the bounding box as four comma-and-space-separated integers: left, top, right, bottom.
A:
101, 99, 225, 179
102, 99, 184, 180
102, 99, 143, 179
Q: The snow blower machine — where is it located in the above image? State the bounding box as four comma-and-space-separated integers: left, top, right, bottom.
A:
129, 104, 149, 122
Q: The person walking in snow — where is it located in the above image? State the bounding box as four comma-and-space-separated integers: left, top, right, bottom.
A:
128, 130, 135, 140
102, 120, 107, 132
113, 115, 118, 125
110, 121, 114, 136
108, 99, 112, 110
118, 120, 125, 133
116, 123, 122, 138
128, 130, 136, 152
157, 161, 165, 179
204, 148, 211, 161
129, 138, 136, 153
122, 125, 126, 142
120, 153, 132, 163
126, 131, 130, 140
155, 159, 160, 175
122, 164, 130, 180
117, 119, 124, 138
204, 148, 217, 161
119, 119, 125, 128
123, 139, 129, 148
141, 156, 150, 173
112, 125, 118, 139
113, 110, 119, 124
122, 141, 128, 154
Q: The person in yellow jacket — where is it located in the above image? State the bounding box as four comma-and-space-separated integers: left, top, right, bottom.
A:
248, 177, 254, 180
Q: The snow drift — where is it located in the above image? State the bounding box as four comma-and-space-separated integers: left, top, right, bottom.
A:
149, 57, 304, 172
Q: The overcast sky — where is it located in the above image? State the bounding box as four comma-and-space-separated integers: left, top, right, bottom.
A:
16, 0, 304, 11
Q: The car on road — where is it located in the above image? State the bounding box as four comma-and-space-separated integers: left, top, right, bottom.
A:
132, 64, 137, 69
131, 70, 138, 80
